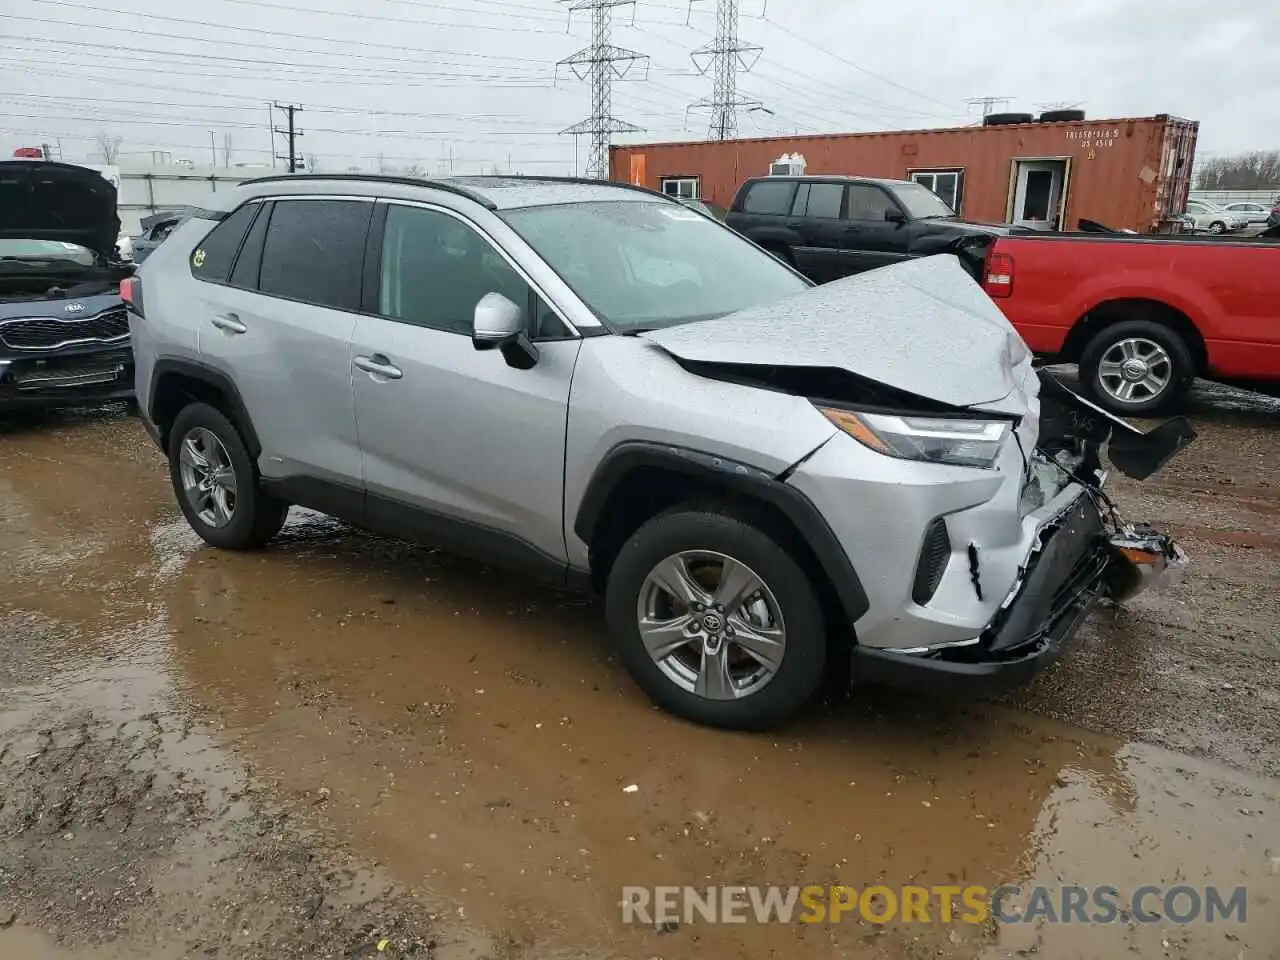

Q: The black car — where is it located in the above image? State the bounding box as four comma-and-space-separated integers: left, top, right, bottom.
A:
129, 210, 186, 264
724, 175, 1022, 284
0, 161, 135, 411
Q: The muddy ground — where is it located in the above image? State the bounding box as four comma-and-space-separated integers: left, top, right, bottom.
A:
1, 377, 1278, 960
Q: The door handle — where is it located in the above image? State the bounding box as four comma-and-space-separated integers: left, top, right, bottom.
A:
354, 354, 403, 380
211, 313, 247, 334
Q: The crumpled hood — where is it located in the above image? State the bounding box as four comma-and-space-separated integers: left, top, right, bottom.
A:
642, 255, 1033, 410
0, 161, 120, 256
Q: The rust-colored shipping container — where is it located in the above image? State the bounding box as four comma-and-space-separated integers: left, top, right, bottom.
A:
610, 115, 1199, 234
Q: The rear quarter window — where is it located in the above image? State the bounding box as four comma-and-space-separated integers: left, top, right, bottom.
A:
742, 180, 798, 215
189, 202, 260, 282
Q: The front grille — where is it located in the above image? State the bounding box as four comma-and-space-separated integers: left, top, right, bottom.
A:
0, 307, 129, 351
912, 518, 952, 606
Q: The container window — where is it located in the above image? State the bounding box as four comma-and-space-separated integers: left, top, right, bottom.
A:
910, 168, 965, 214
660, 177, 699, 200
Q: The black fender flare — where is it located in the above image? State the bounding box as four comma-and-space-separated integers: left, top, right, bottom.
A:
149, 358, 261, 458
574, 441, 870, 626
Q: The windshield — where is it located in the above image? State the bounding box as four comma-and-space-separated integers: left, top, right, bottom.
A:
501, 200, 810, 332
0, 239, 96, 265
893, 182, 957, 219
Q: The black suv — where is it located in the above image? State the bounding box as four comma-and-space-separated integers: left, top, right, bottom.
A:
725, 175, 1018, 284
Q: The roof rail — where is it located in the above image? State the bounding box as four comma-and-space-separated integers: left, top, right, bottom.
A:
235, 173, 498, 210
456, 174, 676, 203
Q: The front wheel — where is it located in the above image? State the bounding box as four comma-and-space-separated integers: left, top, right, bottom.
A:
1078, 320, 1195, 416
1209, 220, 1226, 234
168, 402, 289, 550
604, 508, 827, 731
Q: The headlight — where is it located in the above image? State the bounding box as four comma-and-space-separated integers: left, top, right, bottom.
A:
819, 407, 1012, 469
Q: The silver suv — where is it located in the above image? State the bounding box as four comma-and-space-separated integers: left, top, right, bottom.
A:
128, 175, 1188, 731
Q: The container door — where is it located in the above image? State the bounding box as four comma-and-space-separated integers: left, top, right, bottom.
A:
1012, 160, 1068, 230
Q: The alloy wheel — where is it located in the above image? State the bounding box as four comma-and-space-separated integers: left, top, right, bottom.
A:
636, 550, 786, 701
177, 427, 238, 528
1096, 337, 1173, 406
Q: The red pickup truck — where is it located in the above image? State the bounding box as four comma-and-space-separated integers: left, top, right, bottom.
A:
977, 233, 1280, 415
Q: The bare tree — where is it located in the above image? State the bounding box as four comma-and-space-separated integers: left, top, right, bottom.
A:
305, 153, 321, 173
94, 132, 123, 164
1195, 150, 1280, 191
375, 152, 392, 174
221, 133, 234, 167
401, 162, 425, 177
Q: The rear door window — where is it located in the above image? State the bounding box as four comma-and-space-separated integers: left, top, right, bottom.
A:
258, 199, 372, 312
190, 202, 259, 282
800, 182, 844, 219
845, 184, 896, 221
742, 180, 798, 215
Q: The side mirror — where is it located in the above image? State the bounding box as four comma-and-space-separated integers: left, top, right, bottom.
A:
472, 292, 539, 370
884, 208, 907, 223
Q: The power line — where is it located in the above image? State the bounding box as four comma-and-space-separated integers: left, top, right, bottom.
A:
556, 0, 650, 179
686, 0, 766, 140
762, 14, 956, 111
19, 0, 567, 65
1, 25, 555, 82
0, 91, 565, 128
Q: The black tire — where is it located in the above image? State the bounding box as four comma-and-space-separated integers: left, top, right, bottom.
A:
168, 402, 288, 550
1078, 319, 1195, 417
1209, 220, 1226, 234
604, 508, 826, 731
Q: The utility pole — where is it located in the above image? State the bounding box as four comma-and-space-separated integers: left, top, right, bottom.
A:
272, 102, 304, 172
687, 0, 765, 141
557, 0, 649, 180
210, 131, 217, 166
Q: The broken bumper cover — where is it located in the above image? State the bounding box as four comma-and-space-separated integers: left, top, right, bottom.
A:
854, 494, 1184, 696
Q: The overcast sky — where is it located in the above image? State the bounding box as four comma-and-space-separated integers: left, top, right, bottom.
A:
2, 0, 1276, 173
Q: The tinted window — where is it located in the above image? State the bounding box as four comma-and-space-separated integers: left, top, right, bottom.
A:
742, 180, 797, 215
190, 202, 258, 282
229, 201, 271, 290
802, 183, 843, 219
846, 184, 896, 221
259, 200, 371, 311
378, 204, 542, 337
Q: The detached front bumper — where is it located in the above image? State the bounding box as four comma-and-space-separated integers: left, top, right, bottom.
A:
0, 344, 135, 410
853, 492, 1183, 696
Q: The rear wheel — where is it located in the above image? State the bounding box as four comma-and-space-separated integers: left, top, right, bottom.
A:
168, 402, 288, 550
605, 508, 826, 731
1078, 320, 1194, 416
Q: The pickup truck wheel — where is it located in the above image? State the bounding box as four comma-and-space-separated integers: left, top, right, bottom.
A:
168, 402, 289, 551
1079, 320, 1194, 416
605, 509, 826, 731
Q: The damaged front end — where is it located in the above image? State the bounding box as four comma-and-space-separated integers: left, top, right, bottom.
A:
858, 369, 1191, 694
